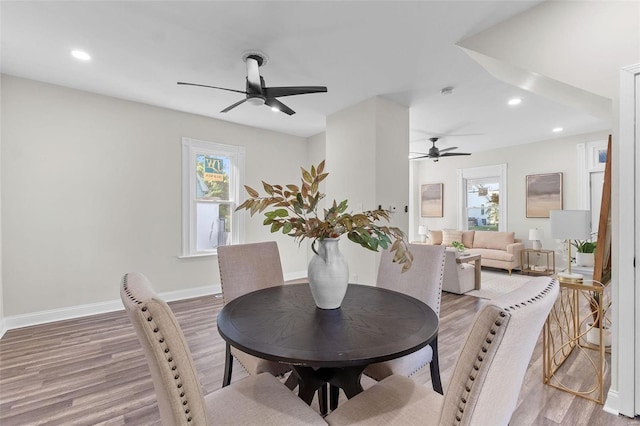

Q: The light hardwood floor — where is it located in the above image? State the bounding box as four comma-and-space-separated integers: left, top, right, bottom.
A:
1, 280, 638, 425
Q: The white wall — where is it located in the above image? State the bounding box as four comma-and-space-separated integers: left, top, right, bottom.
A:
414, 130, 611, 263
456, 1, 640, 415
326, 97, 409, 285
458, 0, 640, 101
0, 72, 3, 335
1, 75, 309, 319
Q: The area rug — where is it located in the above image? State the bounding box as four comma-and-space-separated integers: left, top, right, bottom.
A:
466, 271, 532, 299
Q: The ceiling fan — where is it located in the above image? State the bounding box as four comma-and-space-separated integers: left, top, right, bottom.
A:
410, 137, 471, 162
177, 52, 327, 115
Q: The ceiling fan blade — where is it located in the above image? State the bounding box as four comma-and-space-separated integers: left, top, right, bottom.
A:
220, 98, 248, 113
438, 147, 459, 154
409, 153, 435, 160
245, 57, 262, 92
440, 152, 471, 157
177, 82, 247, 95
263, 86, 327, 98
265, 98, 295, 115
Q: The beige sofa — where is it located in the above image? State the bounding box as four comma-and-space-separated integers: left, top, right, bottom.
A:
428, 229, 523, 274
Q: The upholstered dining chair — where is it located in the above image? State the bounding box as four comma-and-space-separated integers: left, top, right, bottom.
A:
364, 243, 447, 393
217, 241, 292, 388
325, 276, 559, 426
120, 272, 325, 426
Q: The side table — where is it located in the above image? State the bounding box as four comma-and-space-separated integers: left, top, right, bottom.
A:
521, 249, 555, 276
456, 253, 481, 290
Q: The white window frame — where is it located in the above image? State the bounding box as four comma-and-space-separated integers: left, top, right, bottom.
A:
456, 164, 508, 231
181, 137, 245, 257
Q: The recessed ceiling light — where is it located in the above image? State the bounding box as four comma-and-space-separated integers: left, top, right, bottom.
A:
552, 127, 564, 133
71, 50, 91, 61
507, 98, 522, 106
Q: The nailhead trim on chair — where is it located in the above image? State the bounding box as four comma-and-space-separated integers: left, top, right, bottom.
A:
452, 278, 557, 425
123, 274, 195, 423
406, 247, 447, 378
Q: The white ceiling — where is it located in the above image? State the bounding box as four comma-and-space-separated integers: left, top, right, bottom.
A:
0, 1, 610, 156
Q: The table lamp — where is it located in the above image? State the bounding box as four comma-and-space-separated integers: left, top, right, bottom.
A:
529, 228, 543, 250
550, 210, 590, 284
418, 225, 428, 243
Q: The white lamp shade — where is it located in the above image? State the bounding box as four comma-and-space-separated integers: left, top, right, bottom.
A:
418, 226, 428, 235
529, 228, 543, 241
550, 210, 591, 240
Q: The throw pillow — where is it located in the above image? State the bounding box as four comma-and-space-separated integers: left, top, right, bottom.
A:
462, 230, 475, 248
429, 230, 443, 245
442, 230, 463, 247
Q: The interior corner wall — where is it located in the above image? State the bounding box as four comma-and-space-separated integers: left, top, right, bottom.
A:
458, 0, 640, 101
0, 74, 308, 320
374, 97, 410, 232
307, 132, 326, 166
326, 97, 409, 285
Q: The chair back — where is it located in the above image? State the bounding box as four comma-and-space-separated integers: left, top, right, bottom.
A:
439, 276, 559, 426
376, 244, 446, 315
218, 241, 285, 304
120, 272, 208, 426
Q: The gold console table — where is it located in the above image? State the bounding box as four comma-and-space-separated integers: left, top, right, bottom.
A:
543, 280, 611, 404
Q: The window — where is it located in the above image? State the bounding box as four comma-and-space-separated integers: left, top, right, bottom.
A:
457, 164, 507, 232
466, 178, 500, 231
182, 137, 245, 256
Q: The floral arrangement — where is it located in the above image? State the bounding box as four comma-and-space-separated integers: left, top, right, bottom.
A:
236, 160, 413, 271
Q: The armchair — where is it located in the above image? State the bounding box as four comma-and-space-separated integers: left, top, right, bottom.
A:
364, 244, 447, 394
217, 242, 292, 387
326, 276, 559, 426
120, 272, 325, 425
442, 248, 476, 294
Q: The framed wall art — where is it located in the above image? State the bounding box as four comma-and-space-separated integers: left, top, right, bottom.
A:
421, 183, 443, 217
526, 172, 563, 218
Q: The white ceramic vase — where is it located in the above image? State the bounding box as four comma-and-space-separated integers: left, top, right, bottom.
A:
586, 323, 612, 347
308, 238, 349, 309
576, 252, 595, 267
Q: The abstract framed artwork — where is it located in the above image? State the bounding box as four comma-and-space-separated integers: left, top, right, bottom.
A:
526, 173, 563, 218
421, 183, 443, 217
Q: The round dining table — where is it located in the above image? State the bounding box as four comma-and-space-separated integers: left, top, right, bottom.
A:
217, 283, 438, 411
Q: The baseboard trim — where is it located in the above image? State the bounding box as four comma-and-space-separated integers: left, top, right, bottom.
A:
603, 389, 619, 415
2, 284, 221, 334
284, 270, 307, 281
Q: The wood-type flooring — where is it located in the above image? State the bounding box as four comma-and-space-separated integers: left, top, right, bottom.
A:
1, 282, 638, 425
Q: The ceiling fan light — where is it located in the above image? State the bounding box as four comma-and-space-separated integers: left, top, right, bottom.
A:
247, 97, 265, 106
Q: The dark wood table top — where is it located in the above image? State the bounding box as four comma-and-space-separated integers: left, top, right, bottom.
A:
217, 283, 438, 369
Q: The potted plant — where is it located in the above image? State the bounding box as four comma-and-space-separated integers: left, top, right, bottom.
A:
451, 241, 465, 254
572, 239, 596, 267
585, 284, 612, 347
236, 160, 412, 309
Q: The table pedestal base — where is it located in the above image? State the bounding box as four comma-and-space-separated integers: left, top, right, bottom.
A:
292, 365, 366, 414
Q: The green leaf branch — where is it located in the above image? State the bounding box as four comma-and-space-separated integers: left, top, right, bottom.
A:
236, 160, 413, 271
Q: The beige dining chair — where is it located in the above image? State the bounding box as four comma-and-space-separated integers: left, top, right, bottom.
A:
364, 243, 447, 393
120, 272, 325, 426
217, 241, 292, 387
325, 276, 559, 426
